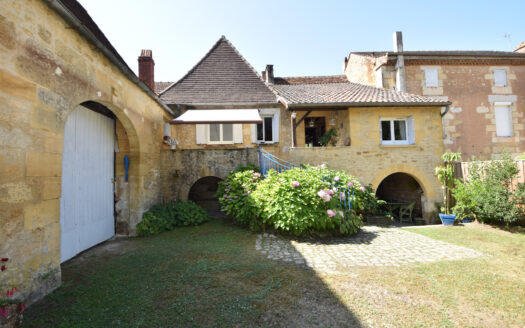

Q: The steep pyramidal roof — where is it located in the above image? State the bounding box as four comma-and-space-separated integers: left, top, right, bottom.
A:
160, 36, 277, 106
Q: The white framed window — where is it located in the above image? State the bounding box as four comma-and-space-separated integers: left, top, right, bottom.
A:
196, 124, 243, 144
494, 102, 512, 137
380, 117, 415, 145
424, 68, 439, 87
494, 69, 507, 87
251, 108, 280, 144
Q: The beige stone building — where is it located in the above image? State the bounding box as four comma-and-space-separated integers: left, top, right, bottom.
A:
155, 37, 448, 222
344, 32, 525, 159
1, 1, 450, 306
0, 0, 173, 303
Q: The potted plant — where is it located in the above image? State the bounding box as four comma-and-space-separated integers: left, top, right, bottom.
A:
435, 152, 461, 226
1, 258, 25, 328
319, 128, 338, 147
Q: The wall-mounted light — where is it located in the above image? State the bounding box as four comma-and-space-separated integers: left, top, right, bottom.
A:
163, 122, 178, 151
291, 111, 297, 119
308, 118, 315, 128
329, 113, 338, 126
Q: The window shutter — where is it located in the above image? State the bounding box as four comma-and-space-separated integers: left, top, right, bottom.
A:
494, 69, 507, 87
233, 124, 243, 143
495, 106, 512, 137
272, 111, 280, 143
407, 116, 415, 144
379, 116, 383, 143
196, 124, 207, 144
250, 124, 257, 143
425, 69, 438, 87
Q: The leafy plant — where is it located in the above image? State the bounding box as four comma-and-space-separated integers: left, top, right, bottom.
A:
252, 165, 372, 236
137, 201, 208, 236
319, 128, 338, 147
216, 167, 263, 229
435, 152, 461, 215
453, 155, 525, 225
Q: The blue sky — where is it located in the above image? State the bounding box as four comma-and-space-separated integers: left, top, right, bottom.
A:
78, 0, 524, 82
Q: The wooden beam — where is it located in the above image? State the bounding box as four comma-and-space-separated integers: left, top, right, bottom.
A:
292, 110, 311, 147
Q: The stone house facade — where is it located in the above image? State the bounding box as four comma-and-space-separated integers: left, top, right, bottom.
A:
153, 37, 448, 221
344, 32, 525, 159
0, 0, 173, 304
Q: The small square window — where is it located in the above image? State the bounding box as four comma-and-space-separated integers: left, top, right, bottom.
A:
208, 124, 233, 143
381, 118, 414, 145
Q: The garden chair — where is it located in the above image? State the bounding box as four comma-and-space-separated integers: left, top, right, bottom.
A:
399, 201, 416, 224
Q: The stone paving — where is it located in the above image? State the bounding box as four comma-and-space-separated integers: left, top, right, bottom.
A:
255, 226, 487, 273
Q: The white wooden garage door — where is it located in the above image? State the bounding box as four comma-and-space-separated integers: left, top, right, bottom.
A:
60, 105, 115, 263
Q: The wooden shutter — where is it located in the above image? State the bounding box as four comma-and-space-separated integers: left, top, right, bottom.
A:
425, 69, 438, 87
251, 124, 257, 143
495, 105, 512, 137
196, 124, 207, 144
233, 124, 243, 143
494, 69, 507, 87
272, 111, 280, 143
407, 116, 415, 144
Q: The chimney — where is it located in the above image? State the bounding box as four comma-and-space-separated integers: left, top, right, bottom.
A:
393, 31, 403, 52
393, 31, 406, 92
138, 49, 155, 90
264, 64, 274, 84
515, 41, 525, 53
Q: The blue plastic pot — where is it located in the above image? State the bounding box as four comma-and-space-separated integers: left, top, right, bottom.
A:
462, 219, 473, 224
439, 213, 456, 226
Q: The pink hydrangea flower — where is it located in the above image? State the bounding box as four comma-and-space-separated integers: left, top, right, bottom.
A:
243, 193, 248, 196
360, 186, 366, 192
319, 164, 327, 169
234, 195, 238, 199
348, 182, 354, 187
292, 181, 300, 187
327, 189, 334, 195
317, 189, 331, 202
333, 176, 340, 182
327, 209, 336, 217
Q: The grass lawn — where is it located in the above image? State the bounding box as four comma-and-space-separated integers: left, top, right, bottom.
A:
23, 220, 524, 328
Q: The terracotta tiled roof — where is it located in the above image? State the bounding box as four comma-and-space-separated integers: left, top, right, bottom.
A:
154, 81, 174, 95
352, 50, 525, 57
273, 82, 449, 107
274, 75, 348, 85
160, 36, 277, 106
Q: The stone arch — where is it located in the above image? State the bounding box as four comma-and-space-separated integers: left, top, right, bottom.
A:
371, 164, 438, 220
188, 176, 223, 212
371, 164, 435, 199
375, 173, 424, 217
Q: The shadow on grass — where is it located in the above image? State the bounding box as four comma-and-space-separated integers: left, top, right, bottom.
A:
23, 216, 364, 328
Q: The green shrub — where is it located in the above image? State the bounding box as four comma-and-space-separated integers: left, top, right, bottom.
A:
216, 166, 263, 228
136, 201, 208, 236
252, 165, 367, 236
453, 156, 525, 225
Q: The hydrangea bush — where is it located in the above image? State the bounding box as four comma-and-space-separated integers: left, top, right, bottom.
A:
253, 165, 365, 236
216, 165, 263, 229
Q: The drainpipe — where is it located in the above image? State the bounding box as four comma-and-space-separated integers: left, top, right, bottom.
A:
440, 104, 450, 117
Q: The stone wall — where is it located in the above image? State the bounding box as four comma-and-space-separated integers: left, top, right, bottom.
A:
0, 0, 170, 304
286, 106, 444, 220
159, 148, 258, 202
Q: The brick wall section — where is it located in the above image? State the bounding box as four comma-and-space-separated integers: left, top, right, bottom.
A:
0, 0, 170, 304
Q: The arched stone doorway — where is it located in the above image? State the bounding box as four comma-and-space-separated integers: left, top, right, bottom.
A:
59, 101, 140, 262
376, 173, 424, 218
188, 177, 223, 213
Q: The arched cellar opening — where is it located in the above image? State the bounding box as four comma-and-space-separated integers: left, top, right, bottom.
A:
188, 177, 223, 214
375, 173, 424, 219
